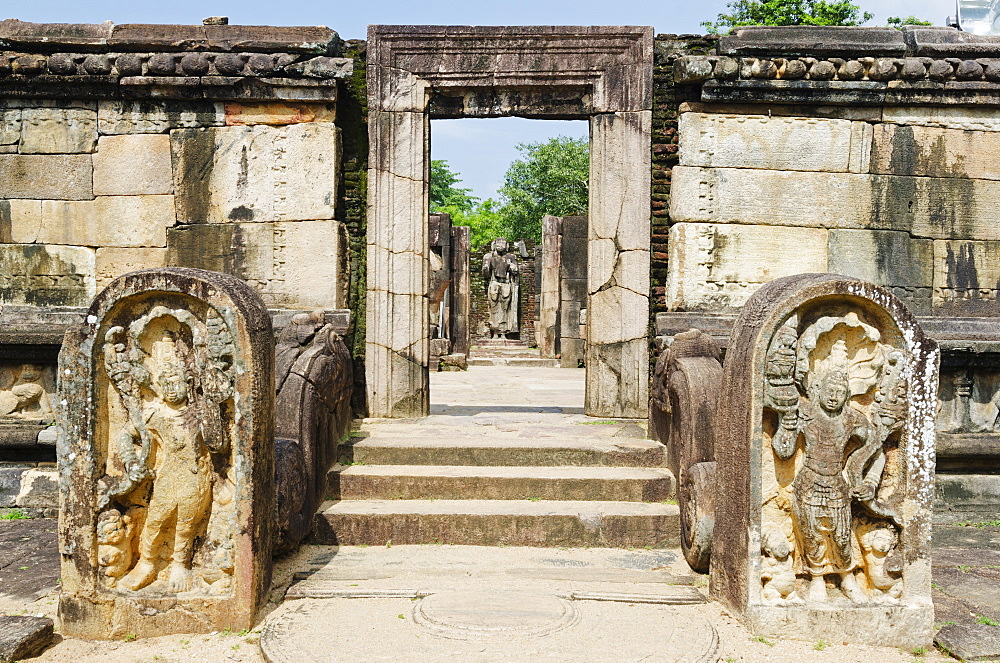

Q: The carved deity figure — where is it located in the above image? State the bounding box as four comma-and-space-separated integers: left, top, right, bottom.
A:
482, 237, 520, 338
0, 364, 53, 420
764, 312, 909, 604
97, 306, 236, 596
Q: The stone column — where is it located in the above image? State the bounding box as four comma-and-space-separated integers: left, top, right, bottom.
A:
366, 109, 430, 417
450, 225, 471, 358
586, 111, 651, 418
539, 215, 562, 358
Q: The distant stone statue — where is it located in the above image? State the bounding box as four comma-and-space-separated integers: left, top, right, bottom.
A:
482, 237, 519, 338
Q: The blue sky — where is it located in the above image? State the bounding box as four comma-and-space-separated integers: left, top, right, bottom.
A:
9, 0, 951, 201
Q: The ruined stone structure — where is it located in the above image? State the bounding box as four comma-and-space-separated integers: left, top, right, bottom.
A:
711, 274, 938, 648
2, 18, 1000, 538
57, 268, 274, 638
538, 215, 588, 368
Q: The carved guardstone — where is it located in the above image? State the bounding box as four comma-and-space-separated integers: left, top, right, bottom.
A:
57, 268, 275, 639
710, 273, 938, 649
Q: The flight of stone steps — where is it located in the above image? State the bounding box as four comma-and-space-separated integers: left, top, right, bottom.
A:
313, 414, 679, 548
468, 338, 560, 367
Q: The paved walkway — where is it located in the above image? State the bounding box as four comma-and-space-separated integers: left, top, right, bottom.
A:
1, 368, 996, 660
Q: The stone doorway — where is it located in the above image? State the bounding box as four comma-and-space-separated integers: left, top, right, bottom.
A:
366, 25, 653, 419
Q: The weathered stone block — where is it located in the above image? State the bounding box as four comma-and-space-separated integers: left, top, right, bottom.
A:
96, 247, 168, 290
0, 244, 95, 306
171, 123, 340, 224
828, 230, 933, 315
8, 196, 175, 247
167, 220, 344, 309
98, 100, 225, 135
0, 615, 54, 662
224, 102, 336, 126
679, 113, 871, 173
873, 124, 1000, 181
0, 110, 20, 146
93, 135, 173, 196
933, 240, 1000, 315
0, 154, 93, 200
58, 267, 274, 639
670, 166, 1000, 240
883, 106, 1000, 132
14, 468, 57, 508
711, 273, 937, 649
19, 108, 97, 154
666, 223, 828, 311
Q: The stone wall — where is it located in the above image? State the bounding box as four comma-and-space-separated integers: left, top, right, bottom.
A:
0, 20, 354, 314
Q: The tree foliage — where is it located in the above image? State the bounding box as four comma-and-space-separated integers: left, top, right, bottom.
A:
497, 135, 589, 246
886, 15, 933, 27
429, 159, 477, 213
429, 136, 589, 251
702, 0, 874, 33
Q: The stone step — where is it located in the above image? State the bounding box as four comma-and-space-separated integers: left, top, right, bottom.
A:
339, 436, 665, 467
311, 499, 680, 547
329, 465, 675, 502
467, 357, 560, 367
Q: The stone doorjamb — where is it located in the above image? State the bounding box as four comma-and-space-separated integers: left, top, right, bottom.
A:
366, 25, 653, 418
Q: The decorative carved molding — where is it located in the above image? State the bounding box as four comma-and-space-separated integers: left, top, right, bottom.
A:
368, 25, 653, 114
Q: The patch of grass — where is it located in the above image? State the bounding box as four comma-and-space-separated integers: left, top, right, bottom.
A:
751, 635, 775, 647
931, 581, 942, 591
397, 614, 405, 619
577, 420, 619, 425
957, 565, 971, 573
959, 520, 1000, 529
660, 498, 678, 505
976, 614, 1000, 626
935, 621, 955, 628
122, 633, 136, 642
0, 510, 28, 520
528, 497, 540, 502
340, 461, 366, 466
814, 639, 829, 651
911, 646, 928, 655
386, 539, 392, 548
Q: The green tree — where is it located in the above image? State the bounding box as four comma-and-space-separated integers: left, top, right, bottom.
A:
886, 15, 933, 27
497, 135, 589, 246
702, 0, 874, 34
430, 159, 477, 213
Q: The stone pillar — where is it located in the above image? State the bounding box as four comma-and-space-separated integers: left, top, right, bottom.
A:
560, 215, 588, 369
586, 111, 651, 418
539, 215, 562, 358
57, 267, 274, 638
450, 225, 471, 358
710, 273, 938, 649
366, 109, 430, 417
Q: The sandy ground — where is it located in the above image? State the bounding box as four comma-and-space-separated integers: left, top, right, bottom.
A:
2, 542, 953, 663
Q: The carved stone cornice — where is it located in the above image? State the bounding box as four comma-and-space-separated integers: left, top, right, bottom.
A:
368, 25, 653, 115
674, 25, 1000, 105
0, 20, 351, 101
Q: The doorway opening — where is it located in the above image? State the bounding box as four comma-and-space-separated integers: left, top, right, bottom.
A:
427, 117, 588, 415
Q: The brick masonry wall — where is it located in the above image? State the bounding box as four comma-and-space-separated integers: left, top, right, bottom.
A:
651, 34, 720, 319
